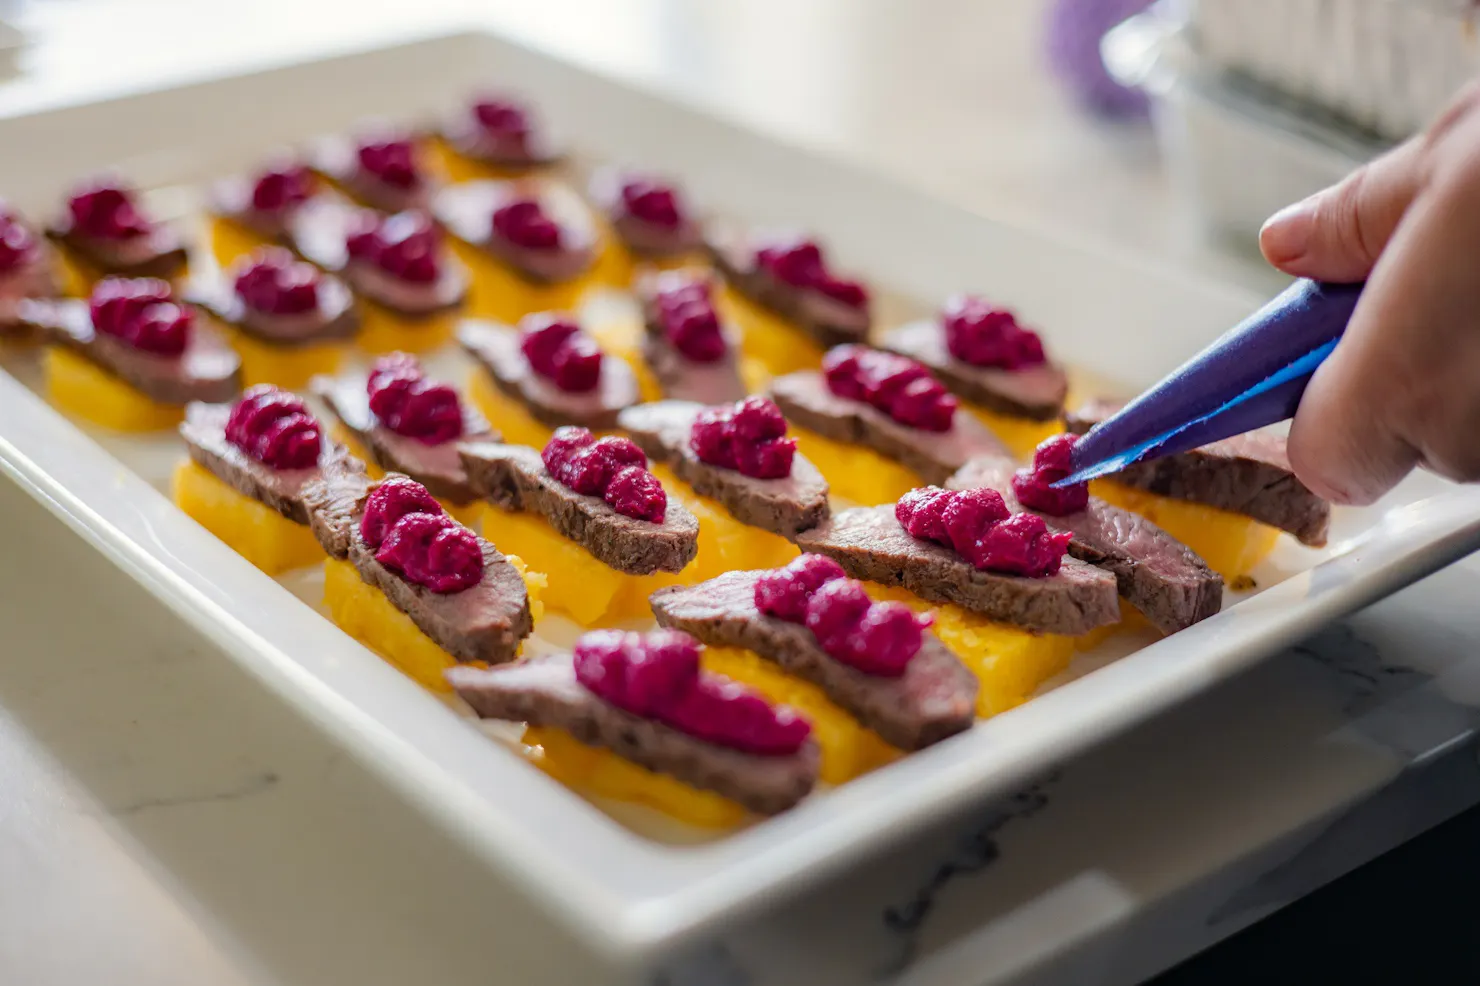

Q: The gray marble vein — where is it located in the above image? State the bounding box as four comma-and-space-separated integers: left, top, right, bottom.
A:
875, 771, 1063, 979
1290, 624, 1426, 717
111, 771, 281, 817
1291, 621, 1480, 762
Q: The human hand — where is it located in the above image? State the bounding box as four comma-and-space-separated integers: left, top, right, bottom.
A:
1260, 82, 1480, 505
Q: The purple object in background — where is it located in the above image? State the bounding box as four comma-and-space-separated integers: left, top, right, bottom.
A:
1059, 280, 1365, 487
1045, 0, 1155, 117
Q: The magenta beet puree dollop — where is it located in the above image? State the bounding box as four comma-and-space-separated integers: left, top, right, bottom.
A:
1011, 433, 1088, 515
754, 236, 869, 310
367, 352, 465, 446
225, 384, 323, 470
356, 136, 423, 192
619, 175, 685, 230
823, 344, 957, 432
359, 477, 484, 593
573, 628, 812, 756
754, 554, 931, 677
67, 181, 153, 241
472, 98, 531, 145
347, 212, 443, 284
89, 277, 192, 357
941, 294, 1046, 370
493, 196, 564, 251
234, 247, 322, 317
519, 313, 603, 392
542, 427, 667, 523
689, 396, 797, 479
896, 486, 1071, 577
652, 274, 727, 363
250, 165, 315, 216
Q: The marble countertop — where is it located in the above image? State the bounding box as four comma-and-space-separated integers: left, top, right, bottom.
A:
3, 2, 1475, 985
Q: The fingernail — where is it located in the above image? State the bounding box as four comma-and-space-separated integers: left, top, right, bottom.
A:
1260, 196, 1318, 264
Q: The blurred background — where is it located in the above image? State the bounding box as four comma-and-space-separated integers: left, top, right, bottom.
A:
5, 0, 1461, 299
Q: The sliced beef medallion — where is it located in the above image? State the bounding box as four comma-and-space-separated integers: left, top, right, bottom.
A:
301, 461, 534, 665
640, 330, 749, 405
447, 653, 820, 816
634, 270, 748, 404
948, 455, 1222, 634
186, 266, 359, 348
433, 179, 598, 286
590, 168, 705, 262
286, 196, 468, 321
458, 320, 639, 433
769, 370, 1008, 486
307, 132, 434, 215
651, 570, 977, 750
1064, 399, 1331, 547
180, 401, 342, 524
618, 400, 830, 539
205, 163, 315, 246
435, 97, 567, 173
21, 298, 241, 405
879, 318, 1068, 421
707, 227, 869, 350
0, 214, 61, 337
459, 441, 699, 575
794, 506, 1119, 636
315, 373, 497, 505
46, 211, 189, 280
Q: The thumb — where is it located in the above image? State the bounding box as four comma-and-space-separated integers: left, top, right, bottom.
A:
1259, 139, 1424, 283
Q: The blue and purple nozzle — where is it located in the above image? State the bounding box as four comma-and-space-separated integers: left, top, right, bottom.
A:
1057, 279, 1365, 488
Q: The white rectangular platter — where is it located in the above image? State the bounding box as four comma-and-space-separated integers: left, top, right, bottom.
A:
2, 29, 1479, 967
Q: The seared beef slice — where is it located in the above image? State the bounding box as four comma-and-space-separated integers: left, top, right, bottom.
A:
769, 370, 1007, 486
301, 460, 533, 664
180, 401, 335, 525
459, 441, 699, 575
618, 400, 830, 538
949, 455, 1222, 634
1065, 399, 1330, 547
795, 506, 1119, 636
447, 654, 820, 815
650, 570, 977, 749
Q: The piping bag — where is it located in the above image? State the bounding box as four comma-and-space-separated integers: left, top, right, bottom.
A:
1057, 279, 1364, 487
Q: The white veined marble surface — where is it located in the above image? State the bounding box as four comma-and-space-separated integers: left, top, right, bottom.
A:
4, 2, 1473, 985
